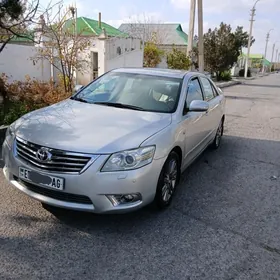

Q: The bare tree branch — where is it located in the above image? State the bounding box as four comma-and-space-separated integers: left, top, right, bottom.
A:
0, 36, 13, 53
35, 4, 91, 92
0, 0, 62, 52
123, 13, 166, 45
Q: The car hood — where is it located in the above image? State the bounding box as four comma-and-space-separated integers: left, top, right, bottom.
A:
14, 99, 172, 154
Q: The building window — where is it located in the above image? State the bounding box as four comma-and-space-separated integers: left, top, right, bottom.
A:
117, 46, 122, 55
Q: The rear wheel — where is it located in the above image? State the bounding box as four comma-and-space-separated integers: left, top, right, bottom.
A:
154, 151, 180, 209
211, 118, 224, 149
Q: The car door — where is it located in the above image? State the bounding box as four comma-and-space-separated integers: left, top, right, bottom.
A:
181, 76, 209, 167
199, 76, 221, 140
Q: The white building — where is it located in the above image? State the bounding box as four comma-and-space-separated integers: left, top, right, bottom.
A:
0, 14, 143, 85
119, 23, 189, 68
74, 27, 143, 85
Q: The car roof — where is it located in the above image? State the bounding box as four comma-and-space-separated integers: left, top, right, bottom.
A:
111, 67, 207, 79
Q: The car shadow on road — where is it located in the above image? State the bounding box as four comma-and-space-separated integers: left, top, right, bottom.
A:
2, 135, 280, 279
13, 134, 279, 232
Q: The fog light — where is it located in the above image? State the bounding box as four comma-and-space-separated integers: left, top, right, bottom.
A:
123, 194, 134, 202
106, 193, 142, 207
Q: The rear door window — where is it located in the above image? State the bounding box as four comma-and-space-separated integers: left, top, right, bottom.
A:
200, 77, 216, 101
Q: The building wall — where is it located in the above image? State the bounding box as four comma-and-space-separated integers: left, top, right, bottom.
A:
0, 36, 144, 86
0, 43, 51, 82
105, 50, 143, 71
104, 37, 143, 72
76, 38, 106, 85
157, 44, 188, 69
77, 37, 143, 85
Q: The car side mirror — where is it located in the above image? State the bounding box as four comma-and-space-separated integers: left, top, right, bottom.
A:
189, 100, 209, 112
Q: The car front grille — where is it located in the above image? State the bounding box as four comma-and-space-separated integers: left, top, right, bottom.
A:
14, 176, 93, 205
15, 137, 92, 174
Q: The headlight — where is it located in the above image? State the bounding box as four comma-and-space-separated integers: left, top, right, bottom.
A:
5, 125, 15, 148
101, 146, 156, 172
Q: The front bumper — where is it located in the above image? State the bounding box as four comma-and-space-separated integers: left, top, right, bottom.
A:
2, 140, 165, 213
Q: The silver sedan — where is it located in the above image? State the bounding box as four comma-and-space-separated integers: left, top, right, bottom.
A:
2, 68, 225, 213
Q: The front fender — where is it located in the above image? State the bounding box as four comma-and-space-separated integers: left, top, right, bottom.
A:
140, 123, 185, 163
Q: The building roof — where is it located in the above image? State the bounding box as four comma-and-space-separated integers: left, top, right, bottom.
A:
249, 54, 264, 59
118, 23, 188, 46
65, 17, 128, 37
240, 53, 264, 59
240, 53, 271, 65
8, 31, 34, 43
262, 58, 271, 66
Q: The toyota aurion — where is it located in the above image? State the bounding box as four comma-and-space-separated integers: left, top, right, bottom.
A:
2, 68, 225, 213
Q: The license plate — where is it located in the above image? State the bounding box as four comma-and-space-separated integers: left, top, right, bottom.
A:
19, 167, 64, 190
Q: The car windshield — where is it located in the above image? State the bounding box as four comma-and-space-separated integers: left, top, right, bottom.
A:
72, 72, 182, 113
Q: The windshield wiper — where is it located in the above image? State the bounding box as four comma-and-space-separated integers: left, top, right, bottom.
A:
70, 96, 89, 103
94, 102, 146, 111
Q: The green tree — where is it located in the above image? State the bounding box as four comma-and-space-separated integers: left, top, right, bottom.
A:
0, 0, 41, 53
204, 23, 238, 80
0, 0, 24, 20
143, 42, 163, 67
234, 26, 255, 55
167, 47, 191, 70
193, 23, 254, 81
36, 7, 91, 92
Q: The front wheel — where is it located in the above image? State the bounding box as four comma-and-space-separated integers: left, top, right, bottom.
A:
154, 151, 180, 209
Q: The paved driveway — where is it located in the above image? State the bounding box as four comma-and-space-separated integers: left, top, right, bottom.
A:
1, 74, 280, 280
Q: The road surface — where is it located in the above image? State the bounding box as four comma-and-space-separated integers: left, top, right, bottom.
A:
1, 74, 280, 280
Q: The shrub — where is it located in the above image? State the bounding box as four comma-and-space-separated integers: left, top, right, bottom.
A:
1, 100, 41, 125
239, 68, 251, 77
167, 47, 191, 70
0, 74, 72, 125
220, 71, 232, 81
143, 42, 164, 68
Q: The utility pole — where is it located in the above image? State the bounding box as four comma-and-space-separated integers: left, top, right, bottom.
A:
197, 0, 204, 72
262, 29, 273, 73
244, 0, 260, 78
271, 41, 277, 72
271, 42, 277, 63
187, 0, 196, 70
276, 49, 279, 70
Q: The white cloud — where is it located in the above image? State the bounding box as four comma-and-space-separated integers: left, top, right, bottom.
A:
170, 0, 279, 56
39, 0, 279, 56
107, 12, 163, 29
170, 0, 280, 13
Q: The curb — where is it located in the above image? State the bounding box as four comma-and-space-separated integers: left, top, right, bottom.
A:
215, 80, 242, 88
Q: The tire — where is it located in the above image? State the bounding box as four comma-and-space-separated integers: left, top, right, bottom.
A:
154, 151, 180, 209
211, 118, 224, 149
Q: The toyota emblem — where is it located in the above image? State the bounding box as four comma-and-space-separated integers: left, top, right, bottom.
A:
36, 148, 52, 162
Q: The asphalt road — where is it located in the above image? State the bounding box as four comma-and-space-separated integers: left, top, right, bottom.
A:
1, 74, 280, 280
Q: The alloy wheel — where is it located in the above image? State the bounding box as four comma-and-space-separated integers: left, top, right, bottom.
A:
161, 159, 178, 202
215, 121, 223, 147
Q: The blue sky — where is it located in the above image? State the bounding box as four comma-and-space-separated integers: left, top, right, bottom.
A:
42, 0, 280, 60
